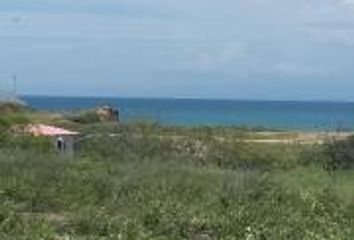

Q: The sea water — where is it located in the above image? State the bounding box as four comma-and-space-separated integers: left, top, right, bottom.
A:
23, 96, 354, 130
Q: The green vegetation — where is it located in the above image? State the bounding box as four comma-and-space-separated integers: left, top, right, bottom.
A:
0, 102, 29, 115
1, 111, 354, 239
67, 110, 101, 124
0, 114, 30, 128
322, 136, 354, 170
0, 103, 31, 129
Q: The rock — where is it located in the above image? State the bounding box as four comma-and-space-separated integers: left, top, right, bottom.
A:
96, 106, 119, 122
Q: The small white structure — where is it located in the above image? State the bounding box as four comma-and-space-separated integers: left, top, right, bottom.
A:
26, 124, 79, 156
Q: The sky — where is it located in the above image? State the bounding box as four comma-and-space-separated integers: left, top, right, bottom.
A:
1, 0, 354, 100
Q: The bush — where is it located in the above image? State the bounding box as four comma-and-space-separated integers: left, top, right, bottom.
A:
68, 110, 101, 124
0, 114, 30, 128
0, 102, 28, 115
0, 135, 52, 153
322, 136, 354, 170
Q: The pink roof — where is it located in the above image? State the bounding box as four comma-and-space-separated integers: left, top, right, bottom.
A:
27, 124, 79, 136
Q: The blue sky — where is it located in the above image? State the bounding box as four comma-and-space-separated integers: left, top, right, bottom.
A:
1, 0, 354, 100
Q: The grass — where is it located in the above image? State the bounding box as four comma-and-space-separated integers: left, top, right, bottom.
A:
1, 149, 354, 239
0, 113, 31, 128
1, 112, 354, 239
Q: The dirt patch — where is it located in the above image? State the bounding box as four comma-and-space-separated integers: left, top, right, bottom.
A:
243, 132, 354, 144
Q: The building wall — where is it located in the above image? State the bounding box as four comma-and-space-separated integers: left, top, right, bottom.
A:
53, 135, 75, 157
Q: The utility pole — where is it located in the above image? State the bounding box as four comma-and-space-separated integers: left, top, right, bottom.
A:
12, 74, 17, 95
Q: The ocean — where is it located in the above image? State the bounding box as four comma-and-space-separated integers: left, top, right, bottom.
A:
22, 96, 354, 130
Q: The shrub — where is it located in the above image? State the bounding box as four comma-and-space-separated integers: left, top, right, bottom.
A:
0, 135, 52, 153
69, 110, 100, 124
322, 136, 354, 170
0, 114, 31, 132
0, 102, 28, 115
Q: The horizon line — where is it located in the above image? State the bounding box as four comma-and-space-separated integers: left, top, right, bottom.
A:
20, 94, 354, 104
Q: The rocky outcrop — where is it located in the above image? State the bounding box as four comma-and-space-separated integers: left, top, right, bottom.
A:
68, 106, 120, 124
96, 106, 119, 122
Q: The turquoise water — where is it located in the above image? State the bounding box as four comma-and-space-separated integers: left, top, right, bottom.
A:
23, 96, 354, 130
